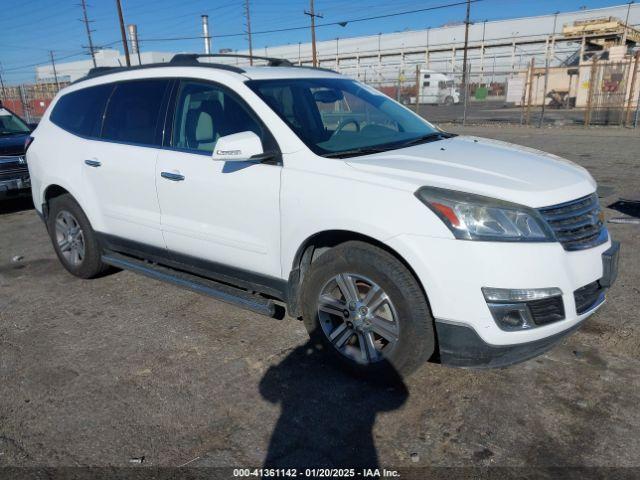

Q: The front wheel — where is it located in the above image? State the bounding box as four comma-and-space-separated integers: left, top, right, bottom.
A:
301, 241, 435, 377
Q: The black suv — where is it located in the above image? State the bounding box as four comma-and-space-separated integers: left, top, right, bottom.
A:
0, 102, 33, 199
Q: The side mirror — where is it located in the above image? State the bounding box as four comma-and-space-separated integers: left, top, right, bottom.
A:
211, 131, 264, 162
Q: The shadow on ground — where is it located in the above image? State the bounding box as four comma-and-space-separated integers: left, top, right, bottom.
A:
259, 342, 408, 469
608, 199, 640, 219
0, 196, 33, 215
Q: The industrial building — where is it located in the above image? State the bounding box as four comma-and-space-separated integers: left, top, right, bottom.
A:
34, 3, 640, 85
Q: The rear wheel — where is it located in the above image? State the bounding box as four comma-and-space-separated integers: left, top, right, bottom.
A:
443, 96, 454, 106
47, 194, 109, 279
301, 241, 435, 377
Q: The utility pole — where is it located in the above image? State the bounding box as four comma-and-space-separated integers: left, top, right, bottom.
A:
305, 0, 323, 67
415, 64, 420, 113
49, 51, 59, 90
244, 0, 253, 65
115, 0, 131, 67
622, 1, 633, 45
538, 11, 559, 128
80, 0, 97, 68
0, 64, 6, 101
461, 0, 471, 125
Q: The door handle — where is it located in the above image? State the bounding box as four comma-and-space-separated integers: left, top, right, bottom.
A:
84, 159, 101, 167
161, 171, 185, 181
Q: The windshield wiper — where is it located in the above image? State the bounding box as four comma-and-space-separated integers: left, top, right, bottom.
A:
322, 132, 455, 159
395, 132, 451, 149
323, 147, 388, 159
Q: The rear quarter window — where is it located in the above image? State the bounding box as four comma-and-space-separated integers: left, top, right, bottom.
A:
101, 79, 170, 146
50, 84, 114, 137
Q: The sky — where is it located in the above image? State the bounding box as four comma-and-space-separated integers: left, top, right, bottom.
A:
0, 0, 633, 84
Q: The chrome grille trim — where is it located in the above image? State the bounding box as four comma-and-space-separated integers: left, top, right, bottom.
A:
538, 193, 607, 251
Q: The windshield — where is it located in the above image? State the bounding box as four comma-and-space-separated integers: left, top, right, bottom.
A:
247, 78, 440, 157
0, 108, 30, 136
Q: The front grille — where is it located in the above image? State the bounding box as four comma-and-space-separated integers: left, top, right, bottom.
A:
538, 193, 607, 251
574, 281, 604, 314
528, 296, 565, 325
0, 164, 29, 181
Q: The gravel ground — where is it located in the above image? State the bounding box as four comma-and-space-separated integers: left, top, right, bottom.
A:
0, 125, 639, 477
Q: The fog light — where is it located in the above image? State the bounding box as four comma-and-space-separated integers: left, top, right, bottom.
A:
483, 287, 563, 331
486, 302, 534, 331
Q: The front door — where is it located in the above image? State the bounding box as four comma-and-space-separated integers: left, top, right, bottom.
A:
155, 80, 282, 278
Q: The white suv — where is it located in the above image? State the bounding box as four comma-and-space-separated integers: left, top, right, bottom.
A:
27, 54, 619, 376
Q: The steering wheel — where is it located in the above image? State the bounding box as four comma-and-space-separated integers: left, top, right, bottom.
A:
332, 118, 361, 137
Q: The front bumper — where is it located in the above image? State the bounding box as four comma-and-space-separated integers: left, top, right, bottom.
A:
0, 176, 31, 197
435, 296, 604, 368
438, 241, 618, 368
387, 233, 619, 365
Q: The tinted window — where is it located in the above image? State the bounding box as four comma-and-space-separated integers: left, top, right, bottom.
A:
102, 79, 169, 146
172, 81, 266, 153
50, 84, 113, 137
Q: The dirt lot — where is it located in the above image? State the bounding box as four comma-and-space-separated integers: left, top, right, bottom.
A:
1, 126, 639, 477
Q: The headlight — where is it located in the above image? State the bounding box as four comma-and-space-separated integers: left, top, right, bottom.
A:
414, 186, 555, 242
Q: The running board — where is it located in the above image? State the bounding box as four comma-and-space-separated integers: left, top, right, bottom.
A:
101, 252, 277, 317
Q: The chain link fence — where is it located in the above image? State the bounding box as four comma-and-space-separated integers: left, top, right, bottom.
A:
0, 82, 66, 124
354, 52, 640, 128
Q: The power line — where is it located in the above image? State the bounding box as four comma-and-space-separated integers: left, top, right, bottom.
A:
137, 0, 482, 42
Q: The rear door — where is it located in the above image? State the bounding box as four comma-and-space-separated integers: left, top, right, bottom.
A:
82, 79, 171, 249
155, 79, 282, 278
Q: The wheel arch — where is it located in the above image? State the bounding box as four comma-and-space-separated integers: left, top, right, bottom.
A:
41, 184, 72, 219
286, 229, 431, 319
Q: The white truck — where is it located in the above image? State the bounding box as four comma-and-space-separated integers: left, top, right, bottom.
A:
416, 68, 460, 105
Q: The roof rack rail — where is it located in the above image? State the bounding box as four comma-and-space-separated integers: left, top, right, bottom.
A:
74, 60, 245, 84
170, 53, 293, 67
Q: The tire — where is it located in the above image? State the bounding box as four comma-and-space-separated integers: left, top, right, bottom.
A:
443, 96, 454, 106
301, 241, 435, 378
47, 194, 109, 279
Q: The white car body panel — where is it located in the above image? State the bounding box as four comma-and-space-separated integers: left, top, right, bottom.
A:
82, 139, 165, 249
156, 149, 282, 277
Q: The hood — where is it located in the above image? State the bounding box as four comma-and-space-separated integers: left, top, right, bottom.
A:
346, 135, 596, 208
0, 133, 28, 157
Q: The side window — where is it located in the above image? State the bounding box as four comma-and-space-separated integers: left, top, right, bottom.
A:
423, 81, 430, 87
50, 84, 113, 137
101, 79, 170, 146
171, 81, 266, 153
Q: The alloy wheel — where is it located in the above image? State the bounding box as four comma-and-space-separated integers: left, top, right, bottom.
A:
317, 273, 400, 364
54, 210, 85, 267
